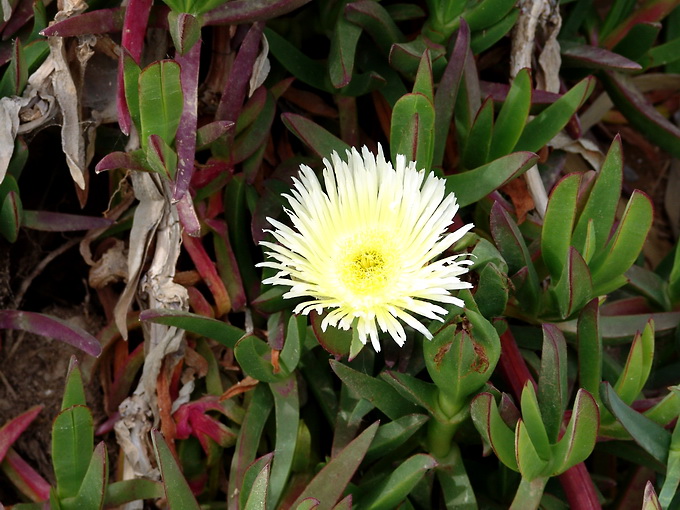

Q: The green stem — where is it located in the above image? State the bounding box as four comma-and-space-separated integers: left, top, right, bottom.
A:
426, 417, 459, 458
510, 477, 549, 510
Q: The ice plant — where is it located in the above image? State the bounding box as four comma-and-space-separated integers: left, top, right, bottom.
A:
259, 146, 474, 351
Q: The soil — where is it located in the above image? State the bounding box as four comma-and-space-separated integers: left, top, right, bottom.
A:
0, 232, 113, 499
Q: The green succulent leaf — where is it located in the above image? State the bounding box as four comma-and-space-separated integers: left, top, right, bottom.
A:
613, 320, 655, 405
61, 442, 108, 510
541, 173, 580, 282
445, 152, 538, 207
538, 325, 568, 442
551, 389, 599, 474
354, 454, 437, 510
140, 309, 245, 348
590, 190, 653, 295
514, 76, 595, 152
519, 383, 551, 462
600, 382, 671, 464
390, 90, 435, 172
330, 360, 420, 419
515, 419, 550, 480
572, 136, 623, 256
138, 60, 183, 149
489, 68, 531, 161
151, 430, 200, 510
470, 392, 518, 471
290, 422, 379, 509
52, 406, 94, 500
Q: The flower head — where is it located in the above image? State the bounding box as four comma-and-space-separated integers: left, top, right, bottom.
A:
259, 146, 474, 352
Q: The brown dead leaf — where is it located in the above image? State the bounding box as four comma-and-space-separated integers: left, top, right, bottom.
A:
502, 177, 535, 224
219, 376, 259, 402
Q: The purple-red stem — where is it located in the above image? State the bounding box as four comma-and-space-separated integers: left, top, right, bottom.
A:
499, 328, 602, 510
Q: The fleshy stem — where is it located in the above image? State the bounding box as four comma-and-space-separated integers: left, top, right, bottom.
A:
510, 477, 549, 510
426, 417, 459, 458
498, 328, 602, 510
426, 391, 464, 457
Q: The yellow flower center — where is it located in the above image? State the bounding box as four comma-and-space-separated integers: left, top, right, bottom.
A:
339, 232, 398, 299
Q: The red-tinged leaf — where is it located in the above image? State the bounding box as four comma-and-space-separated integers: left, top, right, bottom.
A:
196, 121, 235, 150
601, 70, 680, 158
328, 4, 362, 88
117, 0, 153, 135
204, 0, 314, 24
289, 422, 379, 509
94, 150, 147, 173
182, 233, 231, 316
281, 113, 350, 159
22, 211, 113, 232
0, 310, 101, 357
433, 21, 469, 168
168, 11, 201, 56
1, 448, 51, 502
41, 8, 127, 37
3, 0, 42, 41
173, 37, 201, 202
174, 397, 237, 452
0, 406, 42, 463
643, 481, 662, 510
602, 0, 679, 49
177, 193, 201, 237
481, 80, 561, 109
216, 21, 264, 126
206, 219, 247, 312
562, 44, 642, 71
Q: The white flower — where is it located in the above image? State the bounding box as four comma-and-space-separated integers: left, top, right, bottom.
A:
259, 145, 474, 352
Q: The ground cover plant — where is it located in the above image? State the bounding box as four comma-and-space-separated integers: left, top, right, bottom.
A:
1, 0, 680, 508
